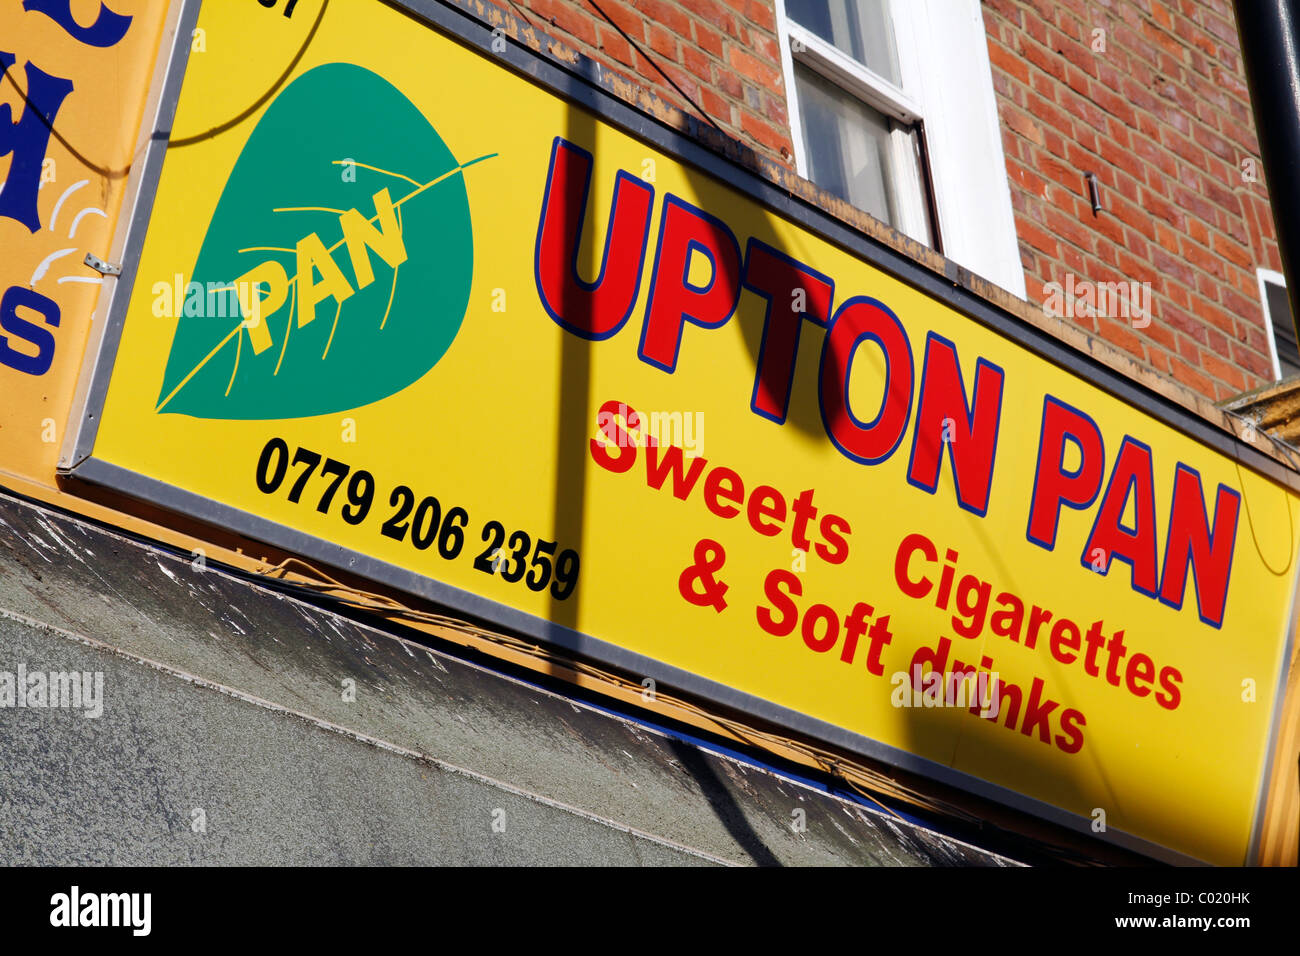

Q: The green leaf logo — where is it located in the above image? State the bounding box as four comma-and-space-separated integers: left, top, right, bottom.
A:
155, 63, 491, 420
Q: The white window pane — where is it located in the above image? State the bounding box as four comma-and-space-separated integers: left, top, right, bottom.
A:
786, 0, 901, 86
795, 61, 916, 229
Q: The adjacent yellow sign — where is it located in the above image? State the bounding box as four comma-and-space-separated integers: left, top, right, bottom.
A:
0, 0, 167, 486
78, 0, 1298, 863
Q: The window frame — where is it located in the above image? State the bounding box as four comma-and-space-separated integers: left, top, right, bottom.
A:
779, 12, 933, 246
773, 0, 1026, 298
1257, 267, 1289, 381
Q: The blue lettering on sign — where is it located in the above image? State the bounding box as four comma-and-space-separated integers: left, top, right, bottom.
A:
0, 287, 61, 376
22, 0, 132, 48
1, 1, 129, 377
0, 52, 73, 233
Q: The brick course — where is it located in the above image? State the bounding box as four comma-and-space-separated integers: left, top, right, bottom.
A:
984, 0, 1282, 402
498, 0, 1281, 404
493, 0, 796, 163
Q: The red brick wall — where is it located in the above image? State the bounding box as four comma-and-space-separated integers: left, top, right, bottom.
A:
984, 0, 1281, 401
500, 0, 796, 163
493, 0, 1280, 404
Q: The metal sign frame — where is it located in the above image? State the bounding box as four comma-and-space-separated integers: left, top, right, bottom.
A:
63, 0, 1300, 866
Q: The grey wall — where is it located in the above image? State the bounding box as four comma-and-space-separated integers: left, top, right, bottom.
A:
0, 490, 1016, 866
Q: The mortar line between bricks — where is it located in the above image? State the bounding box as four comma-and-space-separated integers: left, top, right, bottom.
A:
0, 603, 738, 867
